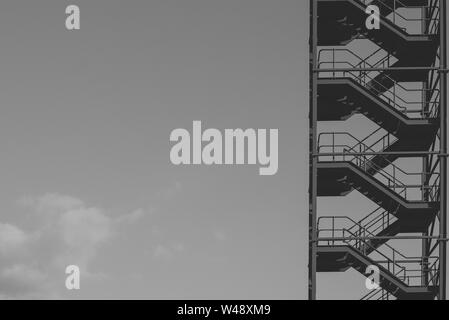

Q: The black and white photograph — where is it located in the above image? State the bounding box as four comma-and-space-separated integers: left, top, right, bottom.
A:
0, 0, 447, 311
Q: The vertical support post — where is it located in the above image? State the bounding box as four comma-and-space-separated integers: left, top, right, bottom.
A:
422, 2, 431, 285
423, 156, 430, 286
309, 0, 318, 300
439, 0, 447, 301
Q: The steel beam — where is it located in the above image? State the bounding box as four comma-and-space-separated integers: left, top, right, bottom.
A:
308, 0, 318, 301
439, 0, 447, 301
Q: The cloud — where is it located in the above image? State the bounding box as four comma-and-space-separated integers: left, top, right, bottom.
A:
20, 193, 85, 214
153, 245, 174, 260
0, 264, 48, 298
0, 223, 28, 256
152, 243, 185, 261
213, 230, 227, 242
154, 181, 183, 201
114, 209, 146, 225
0, 193, 145, 299
59, 207, 112, 249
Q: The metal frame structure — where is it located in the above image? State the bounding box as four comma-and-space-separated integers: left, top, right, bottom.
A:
309, 0, 447, 300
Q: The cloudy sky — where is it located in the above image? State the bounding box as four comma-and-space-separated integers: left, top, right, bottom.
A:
0, 0, 308, 299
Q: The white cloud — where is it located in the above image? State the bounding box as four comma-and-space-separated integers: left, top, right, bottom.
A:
0, 193, 145, 299
155, 181, 183, 200
114, 209, 146, 225
0, 223, 28, 256
152, 243, 185, 261
20, 193, 84, 214
59, 207, 112, 249
213, 230, 227, 242
153, 245, 174, 260
0, 264, 48, 297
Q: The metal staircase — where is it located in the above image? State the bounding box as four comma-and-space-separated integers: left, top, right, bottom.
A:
309, 0, 447, 300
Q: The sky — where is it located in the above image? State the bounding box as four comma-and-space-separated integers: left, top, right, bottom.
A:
0, 0, 308, 299
0, 0, 446, 300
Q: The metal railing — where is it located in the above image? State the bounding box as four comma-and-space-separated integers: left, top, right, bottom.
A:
361, 0, 440, 35
317, 48, 440, 118
318, 131, 440, 201
349, 205, 398, 238
361, 288, 394, 300
318, 128, 396, 154
318, 214, 398, 253
317, 216, 440, 287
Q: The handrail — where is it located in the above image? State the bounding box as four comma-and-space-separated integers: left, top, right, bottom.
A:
317, 216, 440, 287
316, 65, 435, 116
361, 288, 392, 300
347, 205, 398, 238
319, 224, 413, 283
318, 48, 439, 97
317, 48, 441, 118
319, 61, 435, 115
317, 131, 427, 179
318, 132, 401, 176
358, 132, 395, 159
318, 48, 390, 72
318, 222, 407, 278
344, 128, 384, 155
318, 59, 439, 99
318, 131, 441, 201
360, 0, 440, 34
318, 215, 403, 258
317, 59, 440, 117
318, 132, 441, 200
355, 47, 387, 69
